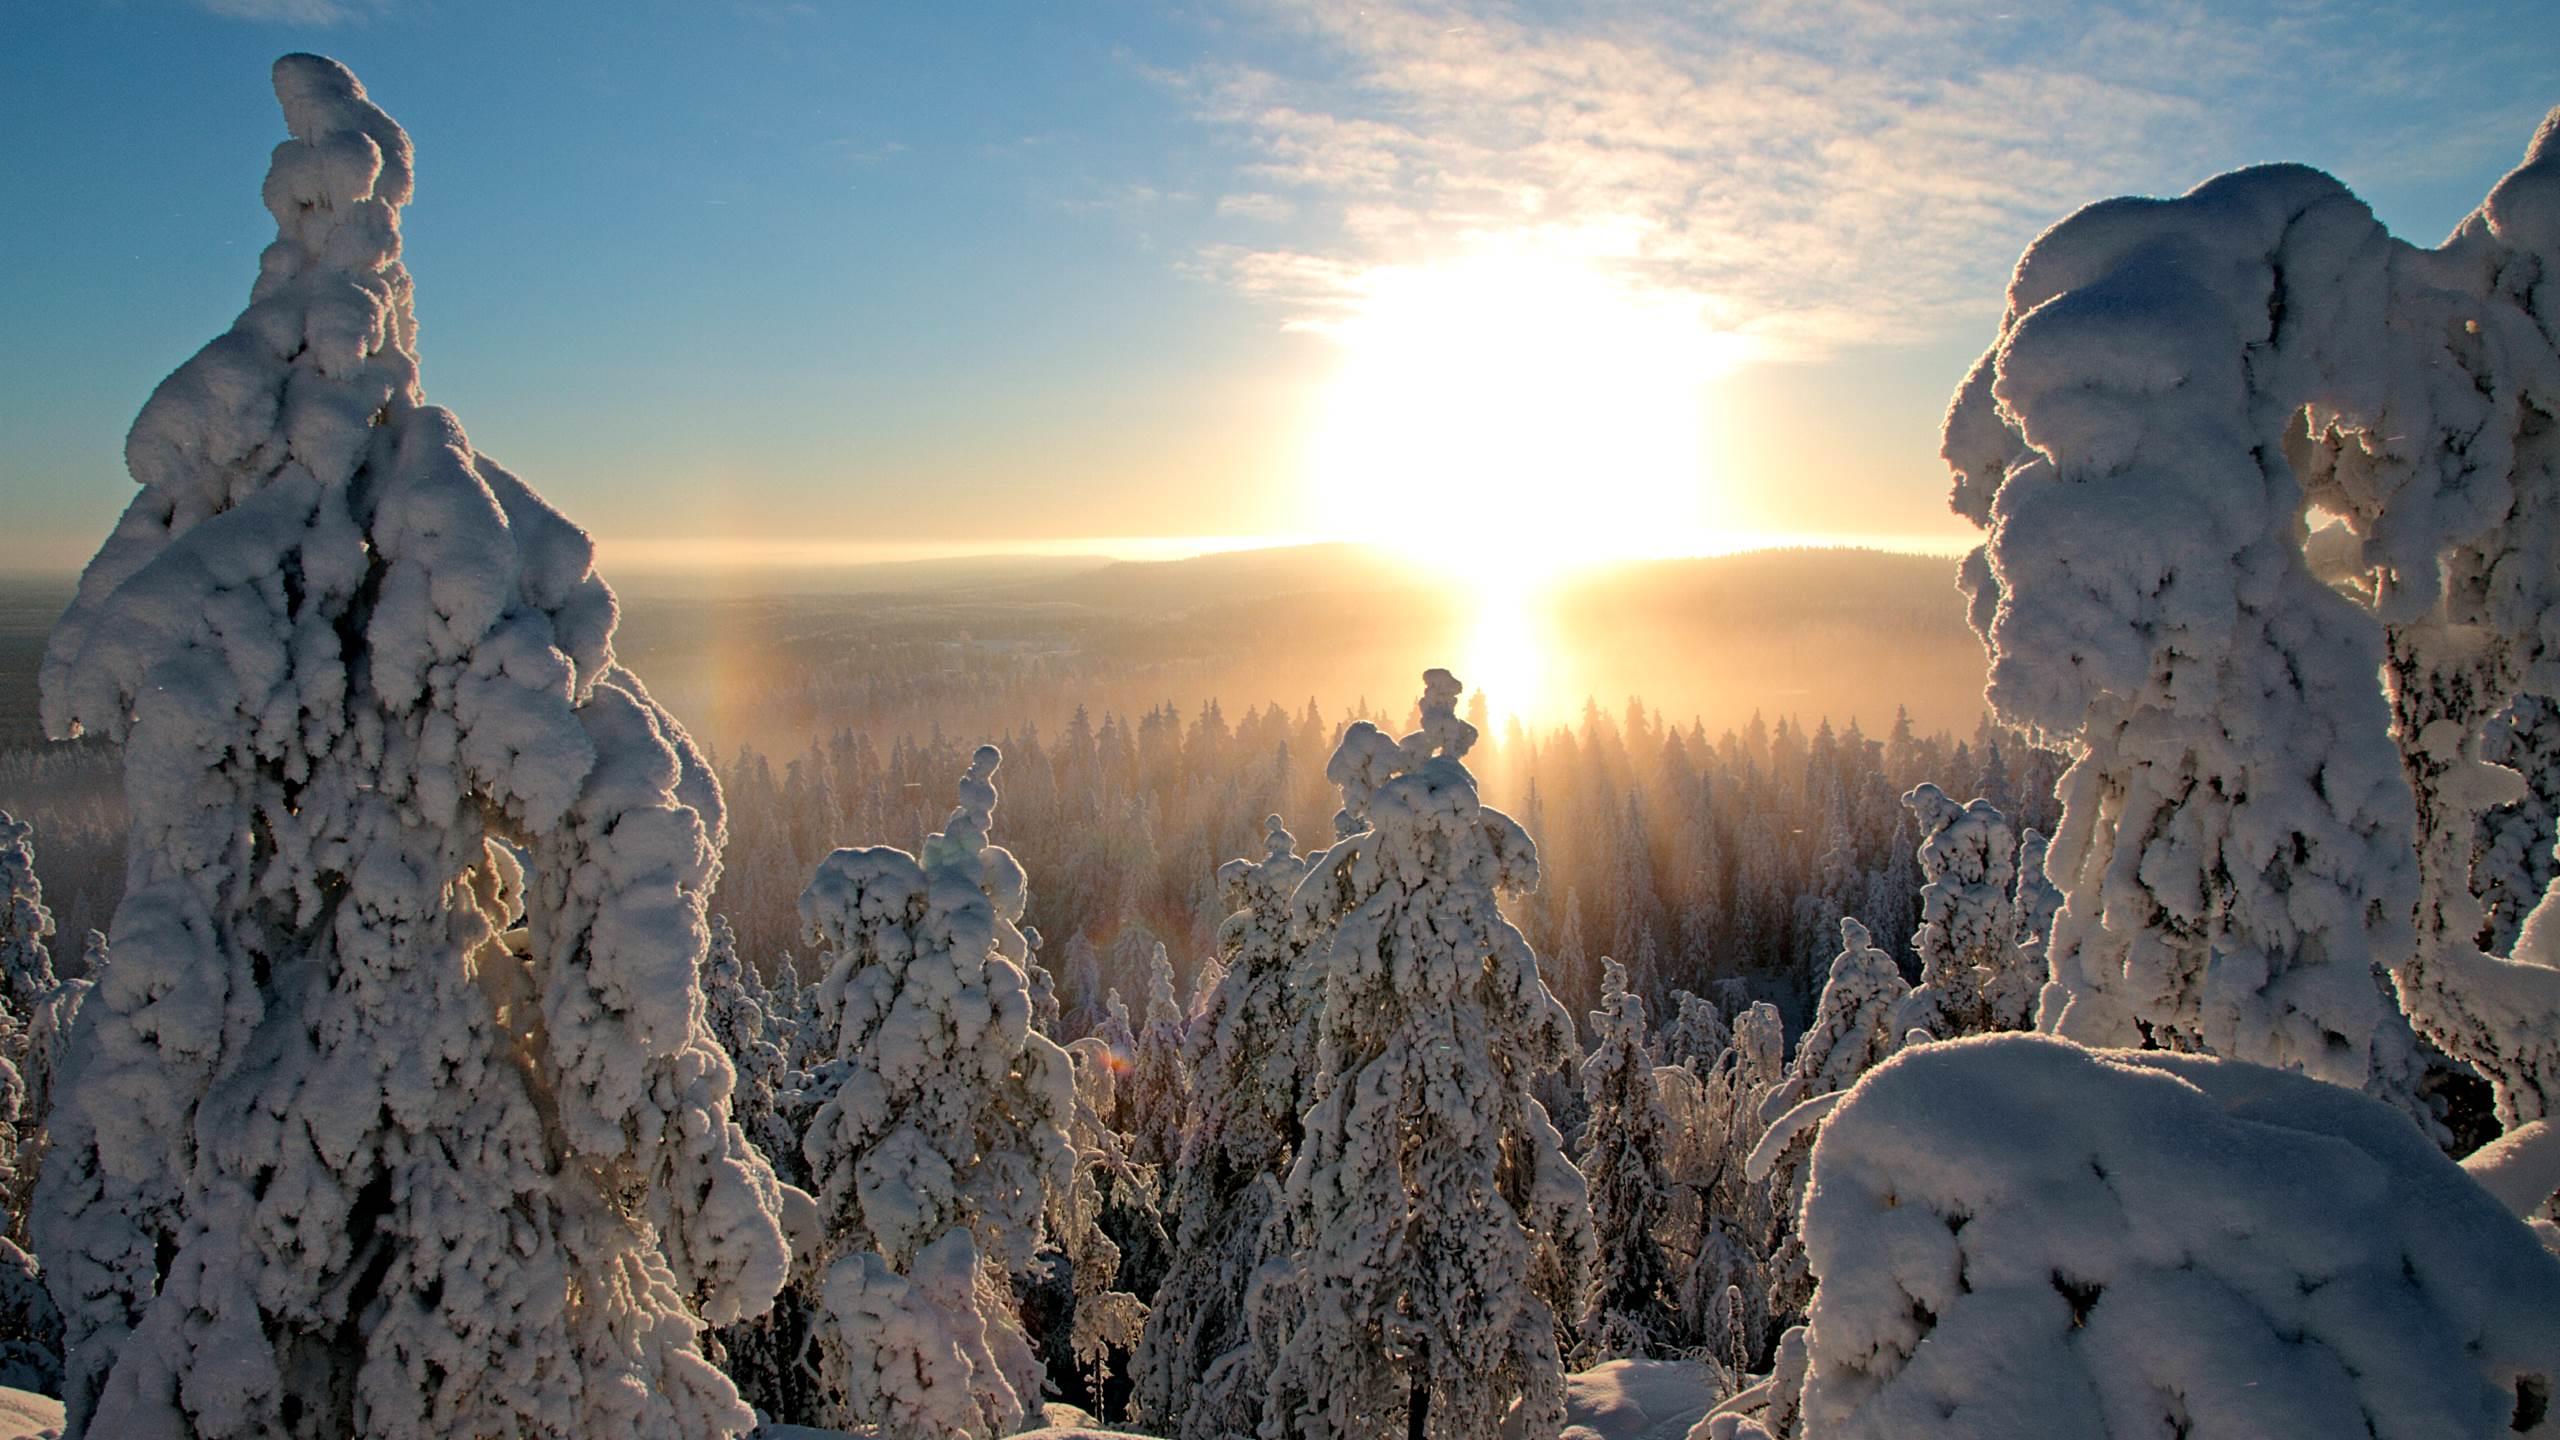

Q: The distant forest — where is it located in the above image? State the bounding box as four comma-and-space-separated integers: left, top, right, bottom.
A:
0, 545, 2036, 1034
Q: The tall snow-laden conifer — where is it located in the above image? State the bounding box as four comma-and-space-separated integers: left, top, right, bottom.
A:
1941, 105, 2560, 1122
1577, 957, 1675, 1362
0, 814, 54, 1232
795, 745, 1076, 1439
1794, 919, 1913, 1096
1127, 942, 1191, 1170
34, 57, 785, 1439
1900, 785, 2039, 1039
702, 915, 797, 1186
1256, 670, 1593, 1440
0, 815, 57, 1031
1132, 816, 1314, 1439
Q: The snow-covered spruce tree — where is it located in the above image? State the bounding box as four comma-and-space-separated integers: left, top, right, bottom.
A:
1577, 956, 1676, 1363
1661, 1000, 1787, 1375
703, 914, 798, 1186
1028, 1036, 1147, 1421
794, 746, 1076, 1439
2012, 827, 2062, 964
2475, 694, 2560, 955
1793, 1035, 2560, 1439
0, 814, 57, 1034
1131, 816, 1316, 1440
1940, 108, 2560, 1121
34, 57, 785, 1439
1256, 669, 1593, 1440
1126, 941, 1192, 1170
1791, 918, 1912, 1097
1024, 924, 1064, 1036
1059, 930, 1104, 1036
0, 813, 56, 1233
1657, 988, 1732, 1075
1898, 784, 2037, 1039
0, 821, 54, 1397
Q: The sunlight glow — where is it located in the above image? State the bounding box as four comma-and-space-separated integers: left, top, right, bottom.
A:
1302, 237, 1746, 581
1301, 236, 1747, 730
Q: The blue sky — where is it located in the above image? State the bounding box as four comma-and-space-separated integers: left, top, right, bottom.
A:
3, 0, 2555, 573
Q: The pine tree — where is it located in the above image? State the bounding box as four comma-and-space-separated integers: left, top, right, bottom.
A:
1577, 957, 1675, 1362
34, 58, 785, 1439
795, 746, 1076, 1438
1255, 670, 1593, 1440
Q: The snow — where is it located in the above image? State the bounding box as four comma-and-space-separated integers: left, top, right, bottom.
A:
1134, 815, 1315, 1438
1553, 1359, 1720, 1440
1253, 669, 1590, 1440
1942, 102, 2560, 1129
33, 54, 784, 1439
1794, 1033, 2560, 1439
792, 745, 1075, 1438
1898, 785, 2036, 1038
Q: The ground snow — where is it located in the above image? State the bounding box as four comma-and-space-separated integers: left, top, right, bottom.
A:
993, 1362, 1722, 1440
1553, 1359, 1723, 1440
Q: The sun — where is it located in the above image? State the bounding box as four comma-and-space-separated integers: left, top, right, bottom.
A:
1301, 238, 1741, 582
1299, 238, 1741, 728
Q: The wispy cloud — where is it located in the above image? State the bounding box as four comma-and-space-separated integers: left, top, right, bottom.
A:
197, 0, 384, 24
1163, 0, 2523, 354
1216, 191, 1299, 223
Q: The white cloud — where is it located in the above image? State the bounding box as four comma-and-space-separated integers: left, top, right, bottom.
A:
1165, 0, 2530, 354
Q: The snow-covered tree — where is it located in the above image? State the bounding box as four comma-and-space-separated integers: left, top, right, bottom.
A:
1059, 930, 1105, 1036
1255, 669, 1593, 1440
1035, 1035, 1149, 1413
1657, 989, 1732, 1075
2475, 694, 2560, 954
1793, 1035, 2560, 1439
1792, 919, 1911, 1097
0, 815, 56, 1031
702, 915, 798, 1188
794, 745, 1076, 1439
33, 57, 786, 1439
1899, 785, 2038, 1039
0, 814, 55, 1237
1940, 105, 2560, 1121
1551, 888, 1592, 1020
1133, 816, 1316, 1439
1126, 942, 1191, 1170
1578, 957, 1675, 1362
1023, 923, 1063, 1035
1659, 1000, 1788, 1374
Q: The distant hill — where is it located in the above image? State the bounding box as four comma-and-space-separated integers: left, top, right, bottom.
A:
994, 542, 1414, 613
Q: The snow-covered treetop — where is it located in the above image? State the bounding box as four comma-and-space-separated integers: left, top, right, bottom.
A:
1902, 783, 2036, 1036
1797, 1034, 2560, 1439
797, 744, 1071, 1278
31, 56, 783, 1439
1324, 667, 1485, 839
1792, 918, 1910, 1097
1934, 108, 2560, 1102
